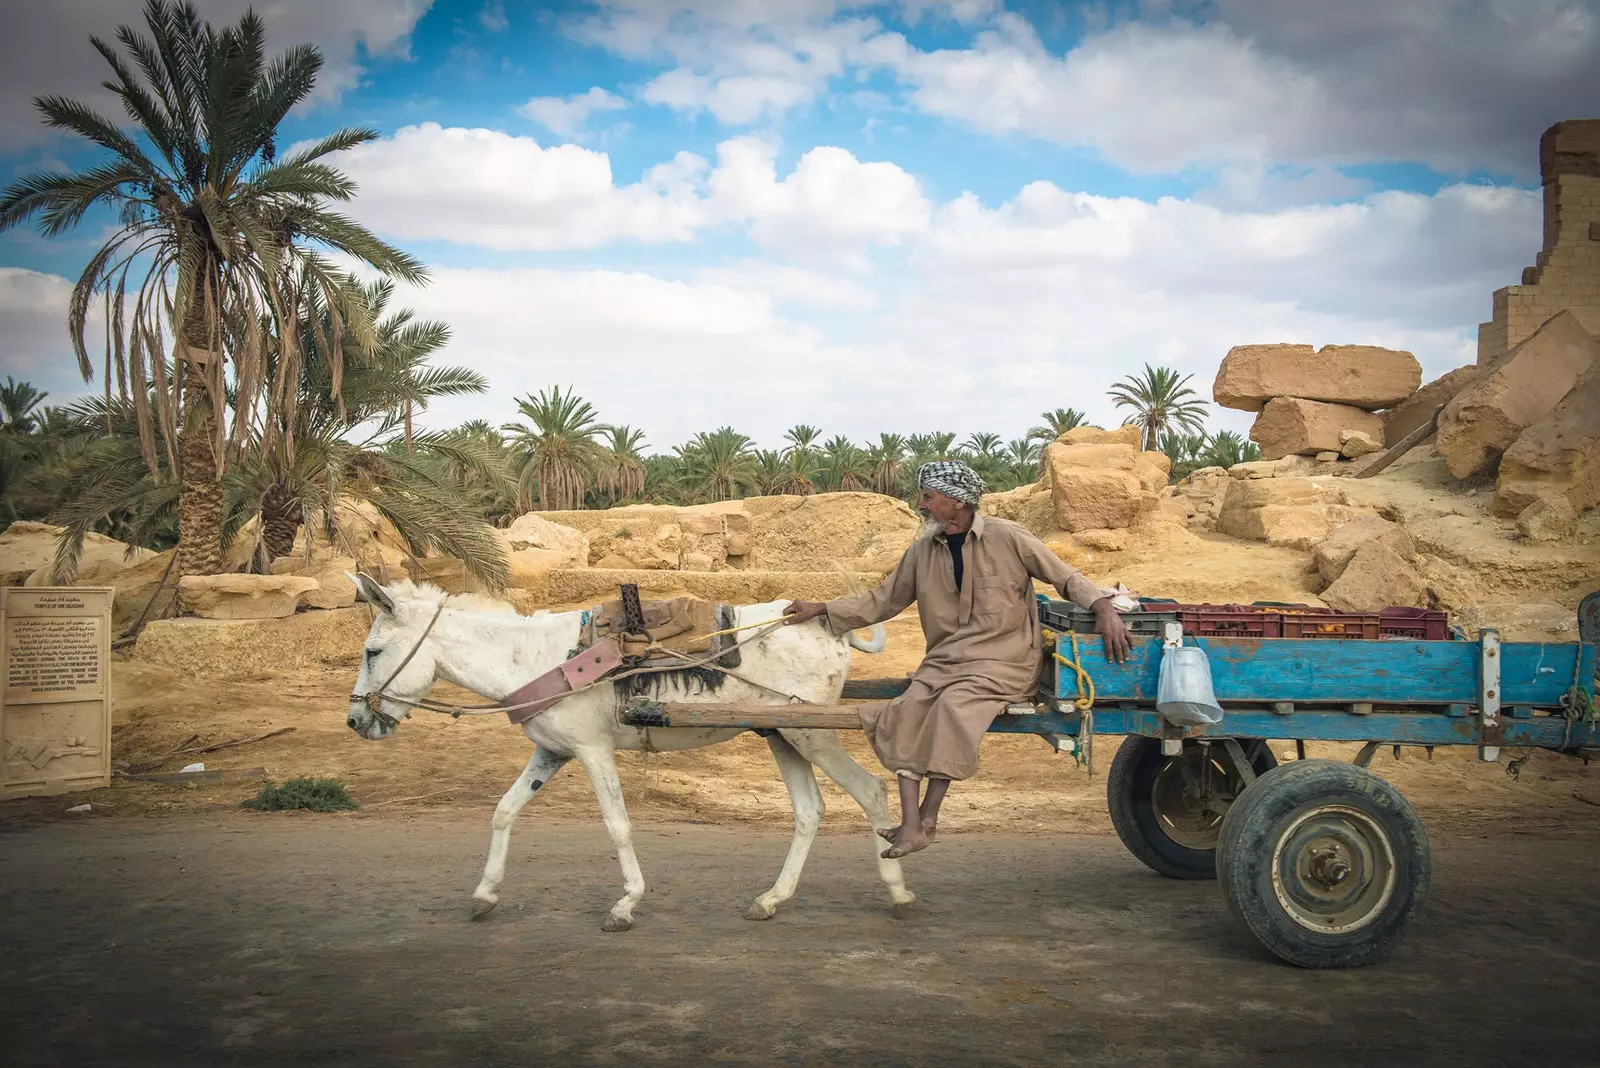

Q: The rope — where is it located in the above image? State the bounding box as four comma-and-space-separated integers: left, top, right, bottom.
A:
1043, 628, 1096, 712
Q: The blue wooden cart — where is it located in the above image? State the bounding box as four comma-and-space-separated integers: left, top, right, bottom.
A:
625, 594, 1600, 969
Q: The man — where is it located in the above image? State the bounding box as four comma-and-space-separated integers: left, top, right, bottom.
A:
783, 459, 1132, 859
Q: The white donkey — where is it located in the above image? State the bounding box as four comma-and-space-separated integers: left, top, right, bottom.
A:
344, 575, 915, 931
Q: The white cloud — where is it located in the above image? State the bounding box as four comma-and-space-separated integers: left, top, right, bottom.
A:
332, 124, 929, 259
0, 268, 106, 401
478, 0, 509, 33
694, 260, 882, 311
565, 1, 1599, 175
330, 123, 711, 250
517, 87, 629, 139
0, 0, 432, 148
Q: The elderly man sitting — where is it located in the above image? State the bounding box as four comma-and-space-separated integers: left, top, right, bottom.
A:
784, 459, 1132, 859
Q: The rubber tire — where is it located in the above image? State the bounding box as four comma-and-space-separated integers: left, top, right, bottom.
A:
1107, 736, 1277, 880
1216, 759, 1431, 969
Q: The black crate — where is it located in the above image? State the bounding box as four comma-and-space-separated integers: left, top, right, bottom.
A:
1038, 600, 1179, 636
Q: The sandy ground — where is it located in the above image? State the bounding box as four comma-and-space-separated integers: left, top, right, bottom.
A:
2, 813, 1598, 1067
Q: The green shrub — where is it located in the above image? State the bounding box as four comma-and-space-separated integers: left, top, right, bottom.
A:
241, 776, 358, 812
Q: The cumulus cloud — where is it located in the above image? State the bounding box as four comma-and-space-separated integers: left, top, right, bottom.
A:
0, 0, 432, 148
0, 267, 105, 400
517, 87, 629, 139
331, 124, 929, 258
564, 1, 1598, 176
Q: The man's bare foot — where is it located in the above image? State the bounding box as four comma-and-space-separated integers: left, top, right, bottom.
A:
881, 829, 932, 859
877, 823, 937, 844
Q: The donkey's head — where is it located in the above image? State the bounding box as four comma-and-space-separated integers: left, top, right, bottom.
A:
345, 574, 457, 739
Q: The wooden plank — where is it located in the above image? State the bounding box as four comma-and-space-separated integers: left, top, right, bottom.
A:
1355, 407, 1441, 479
1052, 636, 1593, 708
840, 677, 912, 700
622, 703, 862, 729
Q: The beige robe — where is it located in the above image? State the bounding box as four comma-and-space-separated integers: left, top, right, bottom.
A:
824, 514, 1106, 780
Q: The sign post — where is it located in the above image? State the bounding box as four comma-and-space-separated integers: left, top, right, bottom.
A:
1, 587, 114, 799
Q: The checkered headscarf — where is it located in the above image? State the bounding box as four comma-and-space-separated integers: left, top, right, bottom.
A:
917, 459, 986, 506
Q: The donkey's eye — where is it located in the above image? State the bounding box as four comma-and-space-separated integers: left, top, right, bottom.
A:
364, 648, 380, 662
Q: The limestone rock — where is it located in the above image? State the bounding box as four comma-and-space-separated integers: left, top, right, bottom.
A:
1339, 430, 1383, 458
1515, 498, 1577, 542
1217, 478, 1363, 549
502, 514, 589, 567
980, 484, 1057, 539
1455, 601, 1578, 643
1227, 460, 1281, 480
1311, 515, 1415, 585
178, 574, 318, 620
1214, 343, 1422, 412
291, 497, 410, 576
1382, 365, 1480, 446
1437, 311, 1600, 478
1316, 451, 1341, 463
1044, 441, 1164, 532
271, 554, 359, 610
1058, 424, 1144, 449
1, 520, 155, 586
1319, 540, 1427, 613
1250, 397, 1386, 460
1494, 356, 1600, 515
1076, 529, 1128, 552
724, 513, 752, 559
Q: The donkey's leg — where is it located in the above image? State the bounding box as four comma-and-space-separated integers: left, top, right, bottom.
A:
574, 746, 647, 932
779, 729, 917, 916
472, 747, 570, 919
746, 732, 826, 921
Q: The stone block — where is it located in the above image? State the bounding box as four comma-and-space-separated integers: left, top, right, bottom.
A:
1217, 478, 1361, 549
502, 514, 590, 567
1214, 343, 1422, 412
1515, 497, 1577, 542
1438, 311, 1600, 478
1057, 424, 1144, 449
178, 575, 318, 620
1494, 356, 1600, 514
1044, 441, 1161, 532
1310, 515, 1415, 585
1339, 430, 1383, 458
1316, 451, 1341, 462
1249, 397, 1386, 459
270, 554, 358, 610
1319, 540, 1427, 613
1381, 365, 1480, 446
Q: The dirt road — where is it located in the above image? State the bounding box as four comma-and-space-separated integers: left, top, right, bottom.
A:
3, 813, 1598, 1067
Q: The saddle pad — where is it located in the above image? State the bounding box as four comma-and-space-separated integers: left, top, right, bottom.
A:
582, 595, 724, 657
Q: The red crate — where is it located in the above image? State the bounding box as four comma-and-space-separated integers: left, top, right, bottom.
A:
1279, 613, 1382, 639
1154, 603, 1283, 638
1377, 607, 1451, 640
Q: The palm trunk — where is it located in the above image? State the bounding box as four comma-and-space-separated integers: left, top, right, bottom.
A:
176, 357, 225, 577
260, 482, 302, 560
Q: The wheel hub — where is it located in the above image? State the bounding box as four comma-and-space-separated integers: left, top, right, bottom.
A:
1270, 805, 1397, 934
1150, 744, 1247, 850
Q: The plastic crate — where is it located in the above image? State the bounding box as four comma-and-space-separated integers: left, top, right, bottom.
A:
1279, 612, 1382, 639
1038, 601, 1178, 636
1377, 607, 1451, 640
1148, 602, 1284, 638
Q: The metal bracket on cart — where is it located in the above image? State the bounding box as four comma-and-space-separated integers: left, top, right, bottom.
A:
1480, 628, 1502, 763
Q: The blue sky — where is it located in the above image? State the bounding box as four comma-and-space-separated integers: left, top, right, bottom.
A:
2, 1, 1593, 450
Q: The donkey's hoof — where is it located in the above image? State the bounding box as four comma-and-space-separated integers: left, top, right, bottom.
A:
744, 901, 777, 921
470, 897, 498, 920
891, 900, 917, 920
601, 915, 633, 933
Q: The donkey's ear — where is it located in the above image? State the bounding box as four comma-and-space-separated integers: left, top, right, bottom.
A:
350, 572, 396, 615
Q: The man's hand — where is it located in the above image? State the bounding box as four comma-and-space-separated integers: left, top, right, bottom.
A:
1092, 597, 1132, 663
783, 600, 827, 625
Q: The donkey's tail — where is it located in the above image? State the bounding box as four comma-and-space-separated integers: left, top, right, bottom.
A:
833, 561, 888, 654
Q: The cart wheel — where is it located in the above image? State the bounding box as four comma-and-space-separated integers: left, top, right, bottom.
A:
1217, 759, 1430, 969
1108, 736, 1276, 880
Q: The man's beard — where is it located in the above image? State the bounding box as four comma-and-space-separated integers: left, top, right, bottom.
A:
918, 516, 943, 539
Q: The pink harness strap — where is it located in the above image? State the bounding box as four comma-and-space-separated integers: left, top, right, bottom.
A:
503, 639, 626, 725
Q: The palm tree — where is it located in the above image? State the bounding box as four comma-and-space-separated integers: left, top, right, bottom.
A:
773, 447, 818, 495
677, 427, 754, 502
751, 449, 789, 496
502, 386, 602, 512
0, 1, 424, 578
866, 433, 908, 496
1204, 429, 1261, 469
596, 425, 647, 504
0, 379, 48, 434
818, 434, 868, 491
1108, 364, 1209, 452
783, 424, 822, 461
1028, 407, 1087, 444
1004, 437, 1039, 485
1158, 429, 1210, 483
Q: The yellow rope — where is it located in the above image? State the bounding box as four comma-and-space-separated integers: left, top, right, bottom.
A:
1044, 628, 1096, 712
692, 617, 792, 642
